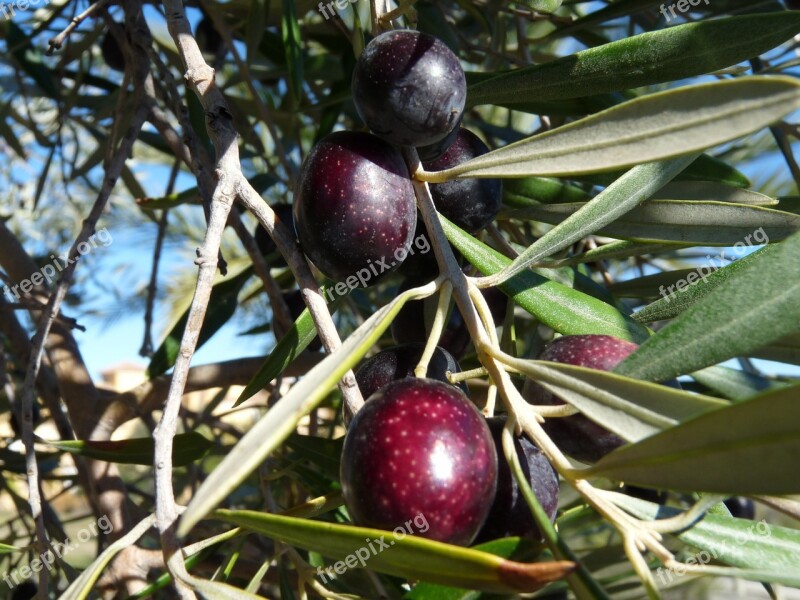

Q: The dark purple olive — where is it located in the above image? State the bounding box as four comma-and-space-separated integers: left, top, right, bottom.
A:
355, 343, 468, 400
293, 131, 417, 283
341, 378, 497, 545
473, 417, 559, 544
529, 335, 639, 463
423, 128, 501, 232
352, 30, 466, 147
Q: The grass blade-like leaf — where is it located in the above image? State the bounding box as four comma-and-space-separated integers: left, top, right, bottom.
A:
44, 432, 212, 467
614, 496, 800, 584
511, 200, 799, 245
492, 350, 726, 443
441, 217, 651, 343
468, 13, 800, 106
691, 366, 788, 402
586, 384, 800, 494
614, 231, 800, 382
147, 268, 252, 378
213, 510, 575, 593
632, 245, 767, 323
652, 182, 777, 206
235, 292, 342, 405
485, 157, 695, 286
178, 283, 434, 536
424, 77, 800, 180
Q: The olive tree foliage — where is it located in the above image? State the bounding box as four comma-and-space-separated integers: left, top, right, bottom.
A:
0, 0, 800, 598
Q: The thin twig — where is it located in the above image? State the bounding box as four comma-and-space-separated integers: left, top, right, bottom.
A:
141, 161, 178, 357
46, 0, 110, 55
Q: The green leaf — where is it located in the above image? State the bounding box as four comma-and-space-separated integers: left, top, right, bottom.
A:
286, 433, 343, 481
608, 269, 703, 299
586, 384, 800, 494
441, 216, 651, 343
614, 496, 800, 584
544, 0, 665, 41
235, 292, 341, 405
511, 200, 799, 245
468, 13, 800, 105
631, 245, 767, 323
4, 21, 59, 98
245, 0, 268, 62
0, 543, 23, 554
281, 0, 304, 108
502, 176, 591, 207
43, 432, 213, 467
748, 332, 800, 365
493, 351, 727, 443
520, 0, 563, 12
652, 182, 777, 206
426, 77, 800, 180
691, 366, 789, 402
615, 231, 800, 381
213, 510, 574, 594
489, 157, 696, 286
403, 538, 546, 599
576, 153, 750, 188
147, 268, 252, 379
546, 241, 684, 268
179, 284, 433, 536
0, 105, 25, 159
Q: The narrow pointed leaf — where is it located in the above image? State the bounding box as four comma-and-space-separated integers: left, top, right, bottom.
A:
614, 496, 800, 584
493, 351, 727, 443
147, 268, 252, 378
511, 200, 799, 245
235, 292, 342, 405
691, 366, 788, 402
652, 182, 777, 206
489, 157, 695, 285
574, 154, 750, 188
44, 432, 213, 467
587, 384, 800, 494
427, 77, 800, 180
179, 284, 433, 536
632, 244, 768, 323
747, 331, 800, 365
213, 510, 575, 593
468, 13, 800, 105
502, 176, 590, 207
440, 217, 651, 343
281, 0, 304, 108
615, 231, 800, 382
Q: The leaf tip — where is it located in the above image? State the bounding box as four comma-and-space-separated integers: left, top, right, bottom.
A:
497, 559, 577, 591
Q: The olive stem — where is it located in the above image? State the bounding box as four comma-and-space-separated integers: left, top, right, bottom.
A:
414, 280, 452, 378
